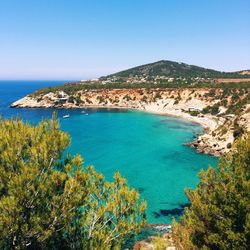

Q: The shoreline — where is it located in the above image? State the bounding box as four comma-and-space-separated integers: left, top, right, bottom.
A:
12, 102, 215, 129
11, 99, 220, 156
67, 103, 219, 130
12, 86, 249, 157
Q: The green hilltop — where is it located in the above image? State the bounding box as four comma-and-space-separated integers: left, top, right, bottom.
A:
28, 60, 250, 97
100, 60, 244, 80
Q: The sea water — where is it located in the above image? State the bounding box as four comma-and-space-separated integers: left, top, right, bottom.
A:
0, 81, 217, 224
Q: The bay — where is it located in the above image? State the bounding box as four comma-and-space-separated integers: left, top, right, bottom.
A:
0, 80, 217, 224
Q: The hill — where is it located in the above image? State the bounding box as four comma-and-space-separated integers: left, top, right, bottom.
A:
237, 69, 250, 75
11, 58, 250, 157
100, 60, 244, 80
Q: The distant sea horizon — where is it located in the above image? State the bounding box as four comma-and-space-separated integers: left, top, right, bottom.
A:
0, 80, 217, 224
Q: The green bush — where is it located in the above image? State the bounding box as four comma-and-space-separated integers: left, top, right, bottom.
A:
0, 115, 146, 249
189, 110, 199, 116
173, 134, 250, 250
211, 103, 220, 115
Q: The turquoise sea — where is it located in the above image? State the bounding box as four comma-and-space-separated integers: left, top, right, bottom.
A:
0, 81, 217, 224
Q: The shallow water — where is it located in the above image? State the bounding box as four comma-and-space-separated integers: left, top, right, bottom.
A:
0, 81, 217, 223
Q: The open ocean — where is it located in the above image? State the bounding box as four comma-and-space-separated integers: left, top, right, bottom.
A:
0, 80, 217, 224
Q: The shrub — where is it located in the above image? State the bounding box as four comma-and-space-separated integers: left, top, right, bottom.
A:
68, 96, 75, 103
141, 95, 148, 103
0, 115, 146, 249
173, 134, 250, 250
123, 94, 132, 101
211, 103, 220, 115
154, 92, 162, 99
202, 106, 210, 114
75, 96, 83, 105
189, 110, 199, 116
233, 127, 244, 138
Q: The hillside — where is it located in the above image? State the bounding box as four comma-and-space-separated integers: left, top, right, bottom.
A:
237, 69, 250, 75
100, 60, 244, 81
10, 60, 250, 157
12, 86, 250, 157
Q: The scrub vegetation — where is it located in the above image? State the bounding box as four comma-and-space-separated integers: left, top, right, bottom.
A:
172, 134, 250, 250
0, 114, 146, 249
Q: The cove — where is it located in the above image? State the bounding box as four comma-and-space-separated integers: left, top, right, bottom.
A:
60, 108, 217, 224
0, 81, 217, 224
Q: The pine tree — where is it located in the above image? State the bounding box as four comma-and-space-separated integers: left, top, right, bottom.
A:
0, 114, 146, 249
172, 134, 250, 250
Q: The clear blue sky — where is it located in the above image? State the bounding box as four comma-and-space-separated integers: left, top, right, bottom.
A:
0, 0, 249, 80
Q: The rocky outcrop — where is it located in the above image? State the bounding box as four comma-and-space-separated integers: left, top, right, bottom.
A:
11, 88, 250, 157
133, 224, 174, 250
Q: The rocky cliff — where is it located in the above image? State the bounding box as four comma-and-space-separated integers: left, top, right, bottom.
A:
11, 87, 250, 156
